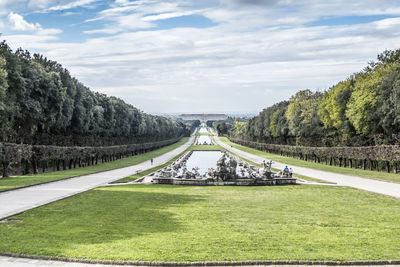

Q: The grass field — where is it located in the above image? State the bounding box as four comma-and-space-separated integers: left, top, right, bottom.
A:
0, 138, 189, 192
219, 137, 400, 184
1, 184, 399, 261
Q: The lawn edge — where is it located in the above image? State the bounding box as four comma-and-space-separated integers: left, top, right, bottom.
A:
0, 252, 399, 266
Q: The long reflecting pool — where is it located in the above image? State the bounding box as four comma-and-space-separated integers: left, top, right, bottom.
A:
185, 151, 223, 175
196, 135, 213, 145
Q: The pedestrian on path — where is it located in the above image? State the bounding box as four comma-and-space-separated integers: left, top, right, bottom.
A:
150, 158, 154, 165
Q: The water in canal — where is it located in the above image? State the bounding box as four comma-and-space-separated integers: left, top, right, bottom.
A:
185, 151, 223, 175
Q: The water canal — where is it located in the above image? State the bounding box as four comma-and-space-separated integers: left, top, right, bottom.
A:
185, 150, 223, 175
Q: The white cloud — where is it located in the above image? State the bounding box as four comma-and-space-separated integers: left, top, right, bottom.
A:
142, 11, 196, 21
8, 12, 41, 31
4, 1, 400, 113
28, 0, 55, 10
84, 0, 189, 34
85, 13, 155, 34
46, 0, 98, 11
37, 28, 62, 35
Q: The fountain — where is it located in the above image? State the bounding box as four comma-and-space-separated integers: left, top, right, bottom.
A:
195, 136, 214, 145
151, 151, 296, 186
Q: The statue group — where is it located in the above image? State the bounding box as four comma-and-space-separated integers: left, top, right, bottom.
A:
207, 152, 273, 181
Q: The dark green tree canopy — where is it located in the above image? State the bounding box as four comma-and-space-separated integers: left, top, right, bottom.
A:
0, 42, 188, 146
234, 48, 400, 147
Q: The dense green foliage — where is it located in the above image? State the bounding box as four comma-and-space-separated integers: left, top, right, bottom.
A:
0, 42, 188, 146
1, 185, 399, 261
235, 49, 400, 147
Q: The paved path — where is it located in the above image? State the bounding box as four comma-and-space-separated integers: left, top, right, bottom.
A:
0, 135, 195, 220
214, 135, 400, 198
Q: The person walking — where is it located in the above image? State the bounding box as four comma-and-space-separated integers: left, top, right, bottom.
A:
150, 158, 154, 165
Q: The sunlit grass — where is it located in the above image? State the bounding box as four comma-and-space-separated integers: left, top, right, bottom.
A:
1, 184, 399, 261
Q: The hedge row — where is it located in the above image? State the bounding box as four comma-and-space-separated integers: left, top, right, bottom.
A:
0, 137, 182, 177
229, 138, 400, 173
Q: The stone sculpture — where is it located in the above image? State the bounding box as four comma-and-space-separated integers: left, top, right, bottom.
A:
152, 150, 296, 186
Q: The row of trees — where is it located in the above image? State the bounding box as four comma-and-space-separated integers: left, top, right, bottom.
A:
234, 49, 400, 147
0, 42, 188, 146
229, 137, 400, 173
0, 137, 181, 177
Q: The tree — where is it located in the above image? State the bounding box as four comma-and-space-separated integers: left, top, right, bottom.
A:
346, 63, 396, 136
376, 66, 400, 140
285, 90, 324, 142
0, 55, 7, 114
234, 118, 246, 138
0, 55, 8, 141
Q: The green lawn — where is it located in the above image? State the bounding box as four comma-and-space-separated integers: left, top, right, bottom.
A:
1, 185, 399, 261
0, 138, 189, 192
220, 137, 400, 184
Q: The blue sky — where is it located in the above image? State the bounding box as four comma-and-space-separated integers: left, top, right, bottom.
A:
1, 0, 400, 114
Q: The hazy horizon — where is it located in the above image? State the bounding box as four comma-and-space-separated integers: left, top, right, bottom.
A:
2, 0, 400, 113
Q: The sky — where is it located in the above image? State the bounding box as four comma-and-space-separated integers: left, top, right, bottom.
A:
1, 0, 400, 114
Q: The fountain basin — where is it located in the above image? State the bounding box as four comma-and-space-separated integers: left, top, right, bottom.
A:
151, 150, 296, 186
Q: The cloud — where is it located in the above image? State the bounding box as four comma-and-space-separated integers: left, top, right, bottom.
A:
46, 0, 99, 11
85, 13, 155, 34
28, 0, 55, 10
8, 12, 41, 31
4, 1, 400, 113
142, 11, 196, 21
221, 0, 282, 6
84, 0, 189, 33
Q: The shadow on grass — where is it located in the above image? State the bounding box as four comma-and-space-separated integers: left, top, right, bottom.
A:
0, 185, 204, 255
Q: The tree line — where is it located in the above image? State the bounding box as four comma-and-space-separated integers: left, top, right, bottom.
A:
233, 49, 400, 147
0, 41, 189, 146
0, 137, 181, 177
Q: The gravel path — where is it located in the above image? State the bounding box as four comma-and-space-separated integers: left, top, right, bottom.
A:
214, 135, 400, 198
0, 135, 195, 220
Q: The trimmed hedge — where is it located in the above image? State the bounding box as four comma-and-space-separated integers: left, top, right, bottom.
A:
229, 138, 400, 173
0, 137, 182, 177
